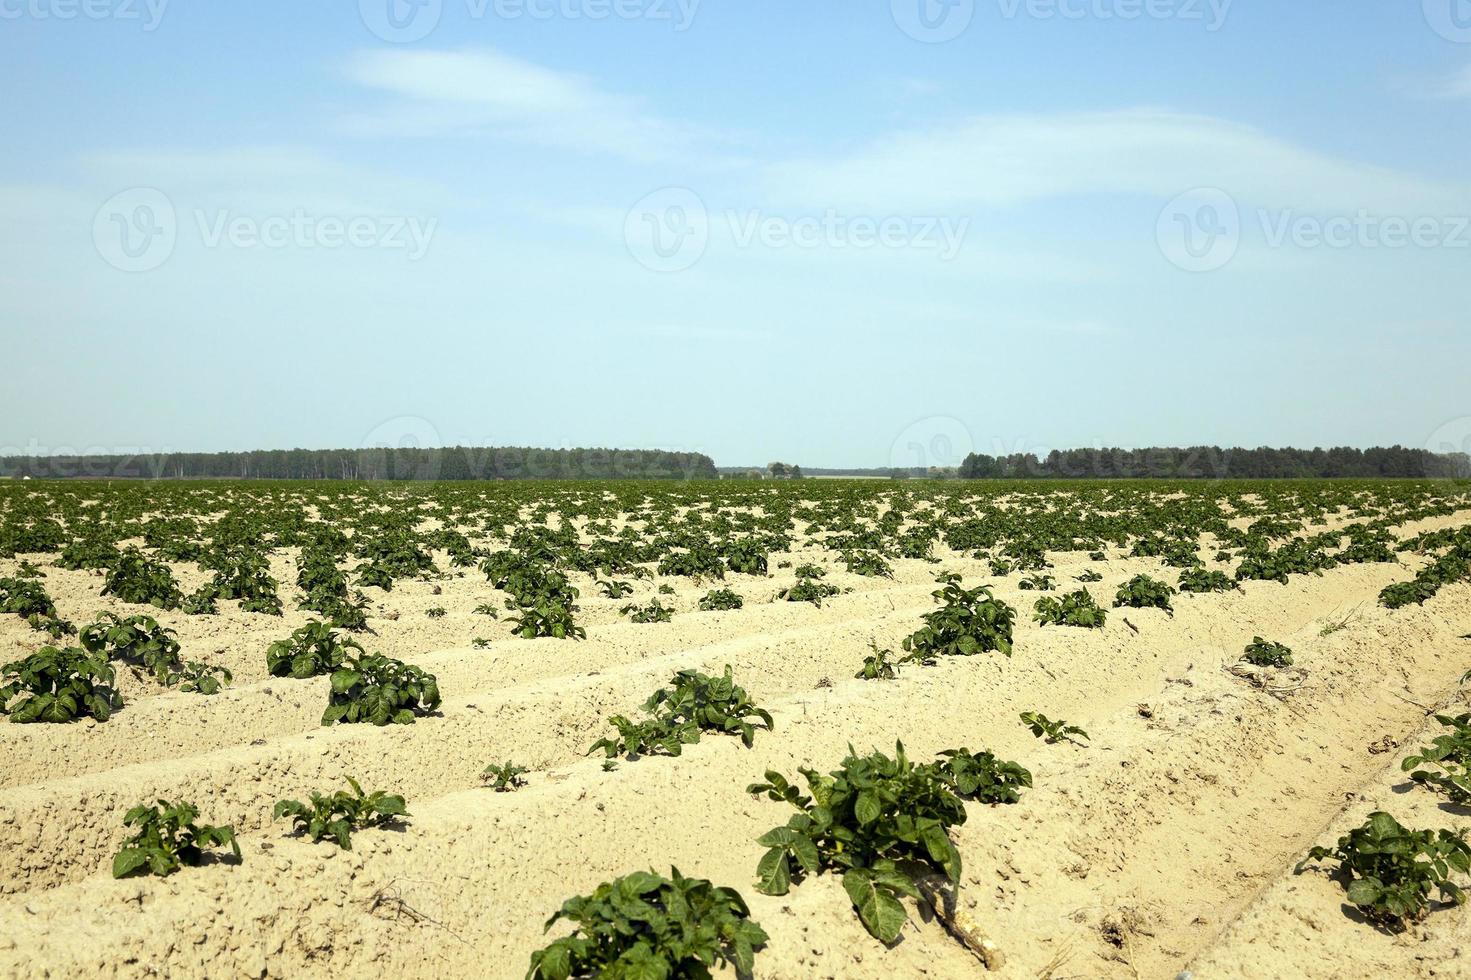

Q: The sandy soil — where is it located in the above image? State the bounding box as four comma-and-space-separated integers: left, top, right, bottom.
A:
1, 502, 1469, 978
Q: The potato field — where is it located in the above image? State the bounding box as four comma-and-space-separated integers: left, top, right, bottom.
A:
2, 478, 1470, 979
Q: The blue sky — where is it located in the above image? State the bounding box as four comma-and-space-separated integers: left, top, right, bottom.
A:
3, 1, 1470, 469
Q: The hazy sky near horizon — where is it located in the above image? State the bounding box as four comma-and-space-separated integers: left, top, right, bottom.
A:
3, 1, 1470, 468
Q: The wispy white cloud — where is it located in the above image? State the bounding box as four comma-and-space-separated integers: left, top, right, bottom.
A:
760, 109, 1470, 215
340, 48, 717, 164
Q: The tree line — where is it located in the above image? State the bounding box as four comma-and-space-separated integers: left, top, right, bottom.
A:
958, 445, 1470, 480
0, 446, 719, 481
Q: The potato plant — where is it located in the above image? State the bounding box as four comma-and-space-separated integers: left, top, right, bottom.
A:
164, 661, 232, 695
1402, 714, 1471, 804
0, 646, 118, 723
779, 576, 841, 606
322, 654, 441, 726
527, 868, 766, 980
596, 579, 633, 599
0, 575, 58, 620
855, 642, 899, 680
749, 743, 967, 943
1297, 812, 1471, 929
589, 665, 772, 759
267, 620, 364, 679
619, 599, 673, 624
1177, 568, 1239, 593
698, 587, 744, 611
932, 747, 1031, 804
482, 761, 528, 792
1113, 574, 1175, 613
273, 777, 408, 850
902, 573, 1015, 662
80, 612, 182, 683
1242, 636, 1293, 668
112, 800, 239, 878
1020, 711, 1090, 746
842, 550, 894, 578
1032, 589, 1106, 628
101, 548, 183, 610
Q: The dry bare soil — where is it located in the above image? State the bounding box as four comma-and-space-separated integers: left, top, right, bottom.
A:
1, 479, 1470, 979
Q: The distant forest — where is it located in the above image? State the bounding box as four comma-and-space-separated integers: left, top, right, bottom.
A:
0, 447, 718, 481
958, 446, 1470, 480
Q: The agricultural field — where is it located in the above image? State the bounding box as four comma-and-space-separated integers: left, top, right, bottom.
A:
2, 478, 1471, 979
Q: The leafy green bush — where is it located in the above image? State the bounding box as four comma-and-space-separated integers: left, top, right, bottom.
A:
589, 665, 772, 759
323, 653, 441, 726
527, 868, 766, 980
932, 748, 1032, 804
1113, 574, 1175, 613
722, 538, 770, 576
1402, 714, 1471, 804
164, 661, 232, 695
503, 568, 586, 640
0, 575, 58, 619
80, 612, 182, 683
902, 573, 1015, 662
267, 620, 364, 679
181, 585, 220, 616
273, 777, 407, 850
1032, 589, 1106, 628
749, 743, 966, 943
658, 546, 726, 580
112, 801, 239, 878
482, 761, 528, 792
55, 537, 120, 571
779, 577, 841, 606
698, 588, 744, 611
596, 579, 633, 599
1297, 812, 1471, 929
206, 548, 282, 615
1020, 711, 1089, 746
102, 548, 183, 610
1242, 636, 1293, 668
0, 646, 118, 723
620, 599, 673, 623
855, 642, 899, 680
1018, 573, 1055, 591
1177, 568, 1239, 593
842, 550, 894, 578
